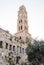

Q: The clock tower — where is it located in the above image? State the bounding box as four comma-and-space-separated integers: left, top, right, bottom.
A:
15, 5, 31, 42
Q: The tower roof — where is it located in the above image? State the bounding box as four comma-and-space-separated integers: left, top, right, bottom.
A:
18, 5, 27, 14
19, 5, 26, 10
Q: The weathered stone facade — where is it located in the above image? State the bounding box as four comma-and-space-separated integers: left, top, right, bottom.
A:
0, 28, 27, 65
0, 5, 31, 65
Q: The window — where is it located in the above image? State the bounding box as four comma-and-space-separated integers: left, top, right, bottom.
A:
16, 57, 18, 64
10, 37, 12, 41
19, 27, 20, 31
21, 20, 22, 23
16, 56, 20, 63
17, 46, 19, 53
9, 45, 12, 50
21, 26, 22, 30
20, 47, 21, 53
5, 43, 8, 49
19, 21, 20, 23
19, 20, 22, 23
20, 36, 21, 39
0, 41, 3, 48
13, 46, 15, 51
22, 48, 24, 54
9, 52, 11, 56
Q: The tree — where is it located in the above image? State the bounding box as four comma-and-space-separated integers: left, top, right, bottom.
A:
26, 40, 44, 65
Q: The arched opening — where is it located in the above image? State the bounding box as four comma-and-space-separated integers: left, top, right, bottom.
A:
19, 21, 20, 23
21, 20, 22, 23
19, 27, 20, 31
21, 26, 22, 30
20, 36, 21, 39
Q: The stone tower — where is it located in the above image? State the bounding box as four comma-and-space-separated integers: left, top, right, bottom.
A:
15, 5, 31, 42
17, 5, 28, 33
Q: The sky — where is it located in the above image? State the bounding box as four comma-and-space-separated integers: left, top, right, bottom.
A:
0, 0, 44, 40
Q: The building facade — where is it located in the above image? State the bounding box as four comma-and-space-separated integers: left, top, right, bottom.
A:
0, 5, 31, 65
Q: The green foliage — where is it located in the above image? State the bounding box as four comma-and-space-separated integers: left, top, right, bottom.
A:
21, 62, 27, 65
26, 40, 44, 65
32, 58, 39, 65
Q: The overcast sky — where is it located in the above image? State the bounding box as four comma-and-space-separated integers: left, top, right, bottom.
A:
0, 0, 44, 40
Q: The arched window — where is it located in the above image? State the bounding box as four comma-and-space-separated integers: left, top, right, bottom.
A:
20, 47, 21, 53
19, 27, 20, 31
19, 21, 20, 23
19, 20, 22, 23
21, 20, 22, 23
0, 41, 3, 48
21, 26, 22, 30
20, 36, 21, 39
